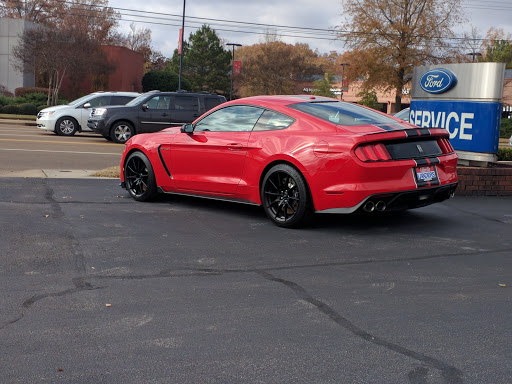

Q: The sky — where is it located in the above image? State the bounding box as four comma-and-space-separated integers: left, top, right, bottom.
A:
107, 0, 512, 59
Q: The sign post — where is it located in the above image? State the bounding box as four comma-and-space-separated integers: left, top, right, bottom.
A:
410, 63, 506, 166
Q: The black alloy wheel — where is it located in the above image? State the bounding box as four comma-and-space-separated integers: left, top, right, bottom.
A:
261, 164, 312, 228
55, 117, 78, 136
111, 121, 134, 144
124, 152, 158, 201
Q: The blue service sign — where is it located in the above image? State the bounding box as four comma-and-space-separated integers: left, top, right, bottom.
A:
419, 68, 457, 94
410, 100, 502, 153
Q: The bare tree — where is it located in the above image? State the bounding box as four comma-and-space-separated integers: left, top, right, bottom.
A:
461, 26, 484, 62
12, 26, 110, 105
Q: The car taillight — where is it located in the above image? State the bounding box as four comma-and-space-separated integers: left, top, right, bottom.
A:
355, 143, 392, 162
438, 138, 454, 154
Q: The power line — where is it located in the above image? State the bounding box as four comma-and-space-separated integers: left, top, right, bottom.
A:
3, 1, 511, 48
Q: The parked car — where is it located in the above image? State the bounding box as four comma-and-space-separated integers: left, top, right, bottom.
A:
394, 107, 410, 122
37, 91, 140, 136
87, 91, 227, 143
119, 95, 458, 228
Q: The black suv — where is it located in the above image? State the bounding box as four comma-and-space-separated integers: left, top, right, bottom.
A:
87, 90, 226, 143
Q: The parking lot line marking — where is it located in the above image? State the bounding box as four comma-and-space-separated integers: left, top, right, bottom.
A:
0, 138, 118, 146
0, 148, 120, 155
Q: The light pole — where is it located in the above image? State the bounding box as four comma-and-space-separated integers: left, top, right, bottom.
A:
226, 43, 242, 101
178, 0, 186, 90
466, 52, 482, 62
340, 63, 349, 101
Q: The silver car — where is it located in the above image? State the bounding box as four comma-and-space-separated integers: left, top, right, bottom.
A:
394, 107, 410, 122
37, 91, 139, 136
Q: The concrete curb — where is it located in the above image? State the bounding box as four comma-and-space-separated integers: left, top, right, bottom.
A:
0, 169, 117, 179
0, 118, 37, 126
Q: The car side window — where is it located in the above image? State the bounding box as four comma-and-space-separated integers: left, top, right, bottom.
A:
194, 106, 264, 132
111, 96, 134, 105
204, 97, 223, 110
88, 96, 111, 108
174, 96, 199, 111
146, 96, 171, 110
253, 110, 295, 131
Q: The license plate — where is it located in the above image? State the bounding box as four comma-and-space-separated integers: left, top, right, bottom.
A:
415, 165, 438, 183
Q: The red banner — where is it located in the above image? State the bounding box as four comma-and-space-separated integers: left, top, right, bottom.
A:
178, 29, 183, 54
342, 79, 349, 92
233, 61, 242, 76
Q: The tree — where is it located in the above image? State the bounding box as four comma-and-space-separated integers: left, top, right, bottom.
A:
7, 0, 119, 102
12, 26, 112, 105
107, 22, 166, 72
236, 38, 319, 96
358, 90, 381, 110
460, 26, 484, 63
141, 71, 191, 92
168, 25, 231, 95
0, 0, 62, 23
1, 0, 120, 43
312, 73, 335, 97
339, 0, 464, 111
480, 28, 512, 69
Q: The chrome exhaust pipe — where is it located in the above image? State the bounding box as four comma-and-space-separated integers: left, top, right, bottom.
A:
363, 201, 375, 212
375, 201, 387, 212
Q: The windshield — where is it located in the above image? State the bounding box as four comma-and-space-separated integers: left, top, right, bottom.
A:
68, 94, 93, 106
288, 101, 398, 126
126, 94, 150, 106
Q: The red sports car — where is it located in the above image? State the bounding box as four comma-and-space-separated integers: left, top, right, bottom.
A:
120, 95, 458, 227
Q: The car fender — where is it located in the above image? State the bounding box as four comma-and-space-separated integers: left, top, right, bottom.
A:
120, 143, 155, 182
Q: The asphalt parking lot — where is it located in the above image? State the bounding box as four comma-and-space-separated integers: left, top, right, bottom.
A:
1, 176, 511, 383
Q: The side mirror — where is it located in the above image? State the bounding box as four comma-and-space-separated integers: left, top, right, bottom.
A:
142, 103, 149, 111
181, 123, 194, 133
83, 102, 91, 109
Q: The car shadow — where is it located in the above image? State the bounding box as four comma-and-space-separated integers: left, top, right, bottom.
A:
151, 193, 455, 232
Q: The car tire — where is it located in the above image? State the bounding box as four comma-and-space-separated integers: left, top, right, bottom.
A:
124, 151, 158, 202
111, 121, 134, 144
261, 163, 313, 228
55, 117, 78, 136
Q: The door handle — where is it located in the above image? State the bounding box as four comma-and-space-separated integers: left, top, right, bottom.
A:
227, 143, 244, 150
162, 113, 169, 117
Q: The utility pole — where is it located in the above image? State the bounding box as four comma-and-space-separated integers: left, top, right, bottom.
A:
178, 0, 186, 90
226, 43, 242, 101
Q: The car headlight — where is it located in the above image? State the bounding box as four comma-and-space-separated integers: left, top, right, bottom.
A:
38, 111, 55, 118
91, 108, 107, 117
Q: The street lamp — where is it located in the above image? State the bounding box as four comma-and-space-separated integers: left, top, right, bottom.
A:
226, 43, 242, 101
340, 63, 350, 100
466, 52, 482, 62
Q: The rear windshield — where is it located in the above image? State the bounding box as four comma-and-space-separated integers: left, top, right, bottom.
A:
288, 101, 398, 126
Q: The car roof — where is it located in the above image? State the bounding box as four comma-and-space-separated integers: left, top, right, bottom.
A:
141, 90, 223, 97
90, 91, 140, 96
228, 95, 337, 108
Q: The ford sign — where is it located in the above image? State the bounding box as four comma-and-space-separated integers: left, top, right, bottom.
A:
420, 69, 457, 94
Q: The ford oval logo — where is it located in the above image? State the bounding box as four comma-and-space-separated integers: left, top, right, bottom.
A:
420, 69, 457, 94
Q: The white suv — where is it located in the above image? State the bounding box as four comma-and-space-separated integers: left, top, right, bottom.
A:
37, 91, 140, 136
